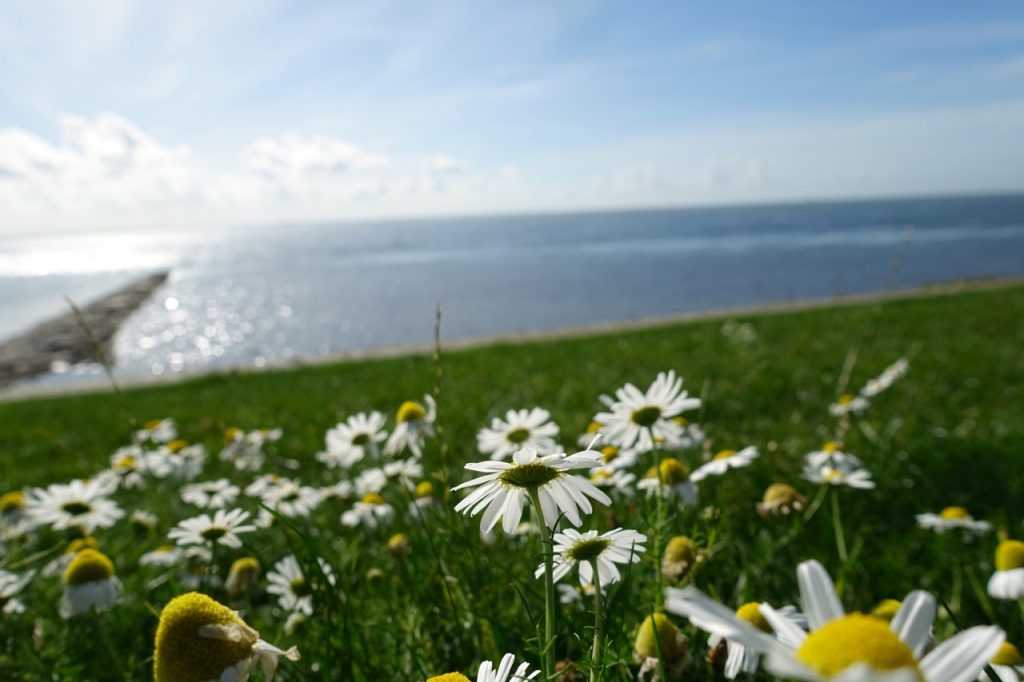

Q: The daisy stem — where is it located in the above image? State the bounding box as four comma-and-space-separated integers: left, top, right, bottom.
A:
830, 490, 848, 564
648, 427, 665, 604
589, 560, 604, 682
529, 488, 556, 680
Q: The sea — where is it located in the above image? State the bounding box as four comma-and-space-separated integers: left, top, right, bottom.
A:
3, 193, 1024, 389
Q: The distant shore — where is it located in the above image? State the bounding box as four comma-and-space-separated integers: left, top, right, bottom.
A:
3, 273, 1022, 402
0, 271, 169, 389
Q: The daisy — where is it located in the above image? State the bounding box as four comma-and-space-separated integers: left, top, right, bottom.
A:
0, 489, 30, 539
131, 510, 158, 535
408, 481, 439, 520
707, 604, 806, 679
145, 443, 207, 480
355, 468, 388, 496
595, 370, 701, 452
136, 418, 177, 444
0, 569, 34, 615
477, 407, 560, 461
589, 467, 636, 496
154, 592, 299, 682
757, 483, 808, 517
536, 527, 646, 587
978, 643, 1024, 682
181, 479, 240, 509
637, 458, 699, 504
168, 508, 256, 549
828, 394, 869, 417
60, 549, 122, 618
633, 613, 689, 680
558, 582, 596, 608
916, 507, 992, 535
384, 458, 423, 485
802, 461, 875, 489
140, 545, 184, 568
384, 395, 437, 457
317, 411, 388, 468
427, 652, 540, 682
25, 478, 124, 534
666, 558, 1005, 682
452, 447, 610, 533
245, 474, 288, 498
260, 482, 323, 519
108, 445, 148, 489
321, 480, 354, 502
341, 493, 394, 530
690, 446, 759, 482
860, 358, 910, 398
662, 535, 699, 579
266, 555, 336, 615
988, 540, 1024, 600
43, 536, 100, 577
805, 442, 863, 471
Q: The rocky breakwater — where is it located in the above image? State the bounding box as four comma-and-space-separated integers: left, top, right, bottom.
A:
0, 271, 169, 389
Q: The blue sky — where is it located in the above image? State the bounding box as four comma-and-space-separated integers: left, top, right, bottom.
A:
1, 1, 1023, 231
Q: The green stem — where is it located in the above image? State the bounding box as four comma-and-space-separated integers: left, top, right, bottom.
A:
648, 427, 665, 604
830, 491, 848, 564
590, 562, 604, 682
529, 488, 556, 680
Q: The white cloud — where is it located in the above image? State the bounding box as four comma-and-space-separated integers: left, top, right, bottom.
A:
429, 155, 470, 175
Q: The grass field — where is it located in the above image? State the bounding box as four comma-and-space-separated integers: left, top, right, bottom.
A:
1, 284, 1023, 680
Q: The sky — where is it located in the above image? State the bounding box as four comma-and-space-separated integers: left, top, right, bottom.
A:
1, 1, 1024, 232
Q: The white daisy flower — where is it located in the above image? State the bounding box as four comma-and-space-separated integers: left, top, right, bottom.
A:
802, 462, 875, 489
860, 358, 910, 398
707, 603, 806, 679
829, 394, 869, 417
266, 555, 336, 615
589, 467, 636, 496
594, 370, 701, 452
25, 478, 124, 534
245, 474, 289, 498
130, 510, 159, 534
384, 458, 423, 485
978, 643, 1024, 682
220, 427, 281, 471
666, 559, 1005, 682
477, 407, 560, 461
988, 540, 1024, 600
384, 395, 437, 458
317, 412, 388, 468
557, 582, 596, 608
341, 493, 394, 530
805, 443, 863, 471
690, 446, 760, 483
452, 446, 610, 533
168, 508, 256, 549
0, 568, 34, 615
637, 458, 699, 504
135, 418, 177, 444
155, 592, 299, 682
537, 527, 646, 587
355, 468, 388, 496
60, 549, 122, 618
181, 479, 240, 509
916, 507, 992, 535
145, 443, 206, 480
108, 445, 148, 489
427, 652, 540, 682
321, 481, 354, 502
140, 545, 184, 568
260, 482, 323, 519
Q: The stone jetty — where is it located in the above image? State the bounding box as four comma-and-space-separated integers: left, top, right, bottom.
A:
0, 271, 169, 389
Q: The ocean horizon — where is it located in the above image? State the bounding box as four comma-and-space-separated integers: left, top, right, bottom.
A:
5, 192, 1024, 389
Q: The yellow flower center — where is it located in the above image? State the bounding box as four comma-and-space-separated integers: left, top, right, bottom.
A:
658, 458, 688, 484
822, 441, 839, 453
586, 421, 602, 434
230, 557, 260, 577
388, 533, 409, 554
0, 491, 24, 513
144, 419, 164, 430
664, 536, 695, 564
156, 545, 175, 553
290, 577, 312, 597
634, 613, 685, 661
795, 614, 920, 679
61, 501, 92, 516
713, 449, 737, 461
506, 428, 531, 444
824, 469, 845, 483
996, 540, 1024, 571
168, 439, 188, 453
415, 481, 434, 499
631, 405, 662, 428
992, 642, 1023, 666
499, 462, 560, 488
735, 602, 771, 632
64, 549, 115, 586
200, 527, 228, 541
154, 592, 257, 682
763, 483, 799, 504
396, 401, 426, 423
600, 445, 619, 462
672, 416, 689, 426
870, 599, 902, 621
361, 493, 384, 505
224, 427, 242, 440
427, 674, 471, 682
567, 538, 611, 563
114, 456, 137, 470
591, 470, 611, 484
837, 394, 854, 405
940, 506, 970, 520
65, 537, 99, 554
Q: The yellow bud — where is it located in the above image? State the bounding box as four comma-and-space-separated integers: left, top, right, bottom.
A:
634, 613, 685, 661
64, 549, 115, 586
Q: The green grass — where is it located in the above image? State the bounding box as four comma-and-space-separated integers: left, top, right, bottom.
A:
1, 284, 1023, 680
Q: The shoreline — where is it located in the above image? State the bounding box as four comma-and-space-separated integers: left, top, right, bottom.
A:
3, 273, 1022, 402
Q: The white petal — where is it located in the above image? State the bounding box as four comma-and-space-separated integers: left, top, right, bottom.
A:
920, 626, 1004, 682
797, 560, 844, 629
890, 590, 936, 657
